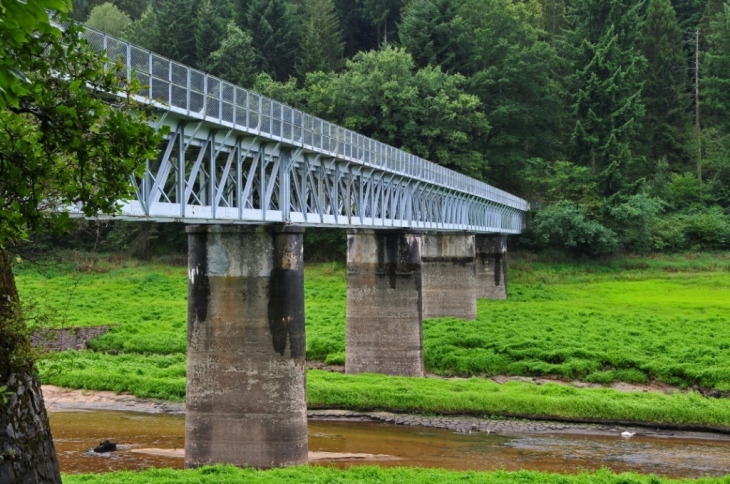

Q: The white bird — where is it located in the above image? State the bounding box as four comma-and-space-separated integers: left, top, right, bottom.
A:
621, 431, 636, 438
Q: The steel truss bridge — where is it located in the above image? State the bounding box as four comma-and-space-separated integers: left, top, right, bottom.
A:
79, 28, 527, 234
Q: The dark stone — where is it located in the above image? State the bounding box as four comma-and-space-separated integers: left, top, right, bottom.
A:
93, 440, 117, 453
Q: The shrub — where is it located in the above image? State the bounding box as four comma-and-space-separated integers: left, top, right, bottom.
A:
527, 201, 618, 256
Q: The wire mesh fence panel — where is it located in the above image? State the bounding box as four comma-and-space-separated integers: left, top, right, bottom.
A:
248, 93, 260, 130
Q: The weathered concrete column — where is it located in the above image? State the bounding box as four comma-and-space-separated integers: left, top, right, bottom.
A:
185, 224, 307, 469
346, 229, 424, 377
421, 232, 476, 320
475, 234, 508, 300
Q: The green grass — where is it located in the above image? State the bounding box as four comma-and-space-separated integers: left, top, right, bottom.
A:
425, 273, 730, 389
61, 465, 730, 484
17, 251, 730, 424
37, 353, 730, 428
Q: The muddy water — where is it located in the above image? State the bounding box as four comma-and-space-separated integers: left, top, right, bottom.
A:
49, 411, 730, 478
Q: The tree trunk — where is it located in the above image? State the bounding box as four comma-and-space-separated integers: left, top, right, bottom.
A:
0, 249, 61, 483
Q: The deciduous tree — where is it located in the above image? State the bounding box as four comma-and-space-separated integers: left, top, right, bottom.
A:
0, 3, 159, 482
85, 2, 132, 37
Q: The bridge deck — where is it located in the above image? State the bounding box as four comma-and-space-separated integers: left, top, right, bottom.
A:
78, 28, 527, 234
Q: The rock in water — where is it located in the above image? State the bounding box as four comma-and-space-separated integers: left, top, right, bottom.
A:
93, 440, 117, 453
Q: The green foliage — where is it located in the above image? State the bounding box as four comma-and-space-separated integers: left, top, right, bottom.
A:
194, 0, 225, 70
306, 47, 490, 177
152, 0, 197, 64
241, 0, 301, 81
527, 201, 618, 256
85, 2, 132, 37
455, 0, 563, 189
540, 0, 568, 35
298, 0, 344, 75
521, 159, 600, 210
121, 5, 158, 50
62, 465, 730, 484
398, 0, 459, 70
206, 21, 258, 87
609, 193, 666, 253
563, 0, 647, 191
0, 18, 160, 246
639, 0, 690, 169
704, 4, 730, 135
0, 0, 70, 109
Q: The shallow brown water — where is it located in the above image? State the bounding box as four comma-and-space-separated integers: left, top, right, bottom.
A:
50, 411, 730, 478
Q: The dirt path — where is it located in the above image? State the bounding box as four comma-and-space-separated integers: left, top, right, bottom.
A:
43, 385, 185, 414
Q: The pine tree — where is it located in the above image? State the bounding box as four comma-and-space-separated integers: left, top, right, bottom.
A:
640, 0, 691, 168
154, 0, 197, 64
242, 0, 301, 81
122, 5, 159, 51
563, 0, 647, 193
540, 0, 568, 36
704, 3, 730, 133
672, 0, 709, 30
207, 21, 259, 87
195, 0, 225, 70
398, 0, 460, 70
298, 0, 345, 75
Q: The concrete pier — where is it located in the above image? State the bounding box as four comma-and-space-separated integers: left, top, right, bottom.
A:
185, 224, 307, 469
345, 229, 424, 377
475, 234, 508, 299
421, 232, 476, 320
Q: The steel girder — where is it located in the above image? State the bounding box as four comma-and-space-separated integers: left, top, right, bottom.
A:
101, 120, 523, 233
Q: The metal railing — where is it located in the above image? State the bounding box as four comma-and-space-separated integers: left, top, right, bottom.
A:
81, 27, 528, 213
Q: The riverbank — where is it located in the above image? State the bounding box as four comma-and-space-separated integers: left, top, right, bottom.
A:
43, 384, 730, 438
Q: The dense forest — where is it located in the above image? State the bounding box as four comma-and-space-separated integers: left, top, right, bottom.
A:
71, 0, 730, 256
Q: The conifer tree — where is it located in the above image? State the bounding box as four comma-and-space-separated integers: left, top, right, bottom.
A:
242, 0, 301, 81
672, 0, 709, 30
154, 0, 197, 64
540, 0, 568, 35
563, 0, 647, 193
207, 21, 259, 87
640, 0, 690, 168
703, 3, 730, 134
298, 0, 345, 75
398, 0, 460, 70
122, 5, 159, 51
195, 0, 225, 70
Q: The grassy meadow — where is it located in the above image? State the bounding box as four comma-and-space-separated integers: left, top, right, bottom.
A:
15, 251, 730, 424
61, 466, 730, 484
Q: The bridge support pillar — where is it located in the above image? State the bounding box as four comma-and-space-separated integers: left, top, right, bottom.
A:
475, 234, 508, 299
345, 229, 424, 377
422, 232, 477, 320
185, 224, 307, 469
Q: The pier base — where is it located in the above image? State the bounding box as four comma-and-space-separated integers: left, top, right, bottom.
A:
475, 234, 507, 299
345, 229, 424, 377
185, 224, 307, 469
421, 232, 476, 320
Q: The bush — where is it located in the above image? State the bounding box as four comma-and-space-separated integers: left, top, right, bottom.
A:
527, 201, 618, 256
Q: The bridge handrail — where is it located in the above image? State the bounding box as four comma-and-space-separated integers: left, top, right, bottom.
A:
81, 27, 528, 212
